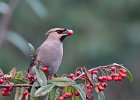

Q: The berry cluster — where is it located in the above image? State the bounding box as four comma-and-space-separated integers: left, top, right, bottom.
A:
1, 84, 14, 96
27, 73, 34, 80
96, 67, 127, 91
92, 66, 126, 92
0, 72, 14, 96
0, 73, 4, 84
67, 65, 127, 98
0, 64, 129, 100
0, 73, 14, 96
27, 66, 48, 80
58, 91, 79, 100
22, 90, 30, 98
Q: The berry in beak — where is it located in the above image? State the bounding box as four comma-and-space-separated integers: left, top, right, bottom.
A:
67, 30, 73, 36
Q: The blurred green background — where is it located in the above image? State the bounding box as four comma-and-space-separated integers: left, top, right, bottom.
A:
0, 0, 139, 100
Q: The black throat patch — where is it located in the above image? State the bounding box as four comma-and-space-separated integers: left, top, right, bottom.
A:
60, 35, 67, 42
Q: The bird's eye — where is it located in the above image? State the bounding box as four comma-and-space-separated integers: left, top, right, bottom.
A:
56, 30, 64, 34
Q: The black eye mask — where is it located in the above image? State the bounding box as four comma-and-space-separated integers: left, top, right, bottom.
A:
56, 29, 67, 34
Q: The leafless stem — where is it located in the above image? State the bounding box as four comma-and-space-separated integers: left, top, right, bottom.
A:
0, 0, 20, 46
0, 84, 39, 88
74, 64, 112, 81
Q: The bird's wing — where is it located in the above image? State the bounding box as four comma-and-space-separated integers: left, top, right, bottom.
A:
36, 47, 40, 54
28, 47, 40, 73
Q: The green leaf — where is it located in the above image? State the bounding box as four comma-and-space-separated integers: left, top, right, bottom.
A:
64, 86, 75, 93
0, 68, 4, 74
28, 43, 36, 57
125, 67, 133, 82
48, 77, 75, 87
64, 86, 79, 100
34, 84, 55, 97
30, 82, 39, 100
35, 66, 47, 86
113, 63, 133, 82
98, 91, 105, 100
10, 77, 27, 84
72, 95, 80, 100
14, 78, 27, 84
72, 87, 79, 100
72, 84, 86, 100
15, 71, 24, 80
50, 88, 60, 100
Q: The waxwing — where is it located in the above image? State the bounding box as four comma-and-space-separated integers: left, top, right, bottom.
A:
28, 28, 73, 78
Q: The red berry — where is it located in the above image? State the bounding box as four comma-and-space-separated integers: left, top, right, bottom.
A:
42, 66, 48, 73
76, 71, 81, 76
9, 87, 14, 92
86, 84, 92, 89
111, 73, 119, 78
118, 76, 123, 81
23, 91, 28, 96
120, 73, 127, 79
67, 93, 72, 98
3, 88, 9, 92
113, 77, 119, 81
98, 77, 104, 82
27, 73, 34, 80
75, 91, 79, 96
63, 93, 72, 98
107, 76, 112, 81
111, 66, 116, 71
63, 93, 68, 98
58, 96, 64, 100
0, 79, 4, 84
70, 76, 75, 80
111, 73, 115, 78
119, 68, 126, 74
1, 91, 7, 96
102, 76, 107, 81
1, 91, 10, 96
91, 70, 98, 75
0, 73, 3, 77
69, 73, 75, 79
115, 73, 119, 77
101, 82, 107, 88
98, 86, 105, 91
67, 30, 73, 36
88, 89, 93, 93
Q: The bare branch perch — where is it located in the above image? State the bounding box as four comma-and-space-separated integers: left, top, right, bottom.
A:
0, 0, 20, 46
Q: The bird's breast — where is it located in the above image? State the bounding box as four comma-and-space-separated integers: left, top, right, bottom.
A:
36, 41, 63, 73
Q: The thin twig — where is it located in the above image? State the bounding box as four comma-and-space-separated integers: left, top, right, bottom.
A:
0, 84, 39, 88
74, 65, 111, 81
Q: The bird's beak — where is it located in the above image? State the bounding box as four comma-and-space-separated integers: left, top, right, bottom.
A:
62, 29, 73, 36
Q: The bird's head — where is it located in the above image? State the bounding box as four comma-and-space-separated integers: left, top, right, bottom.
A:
46, 28, 73, 42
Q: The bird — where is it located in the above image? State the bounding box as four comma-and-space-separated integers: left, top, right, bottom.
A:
28, 28, 73, 79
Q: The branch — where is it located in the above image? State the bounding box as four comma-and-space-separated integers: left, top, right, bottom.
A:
0, 84, 39, 88
0, 0, 20, 47
74, 64, 111, 80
